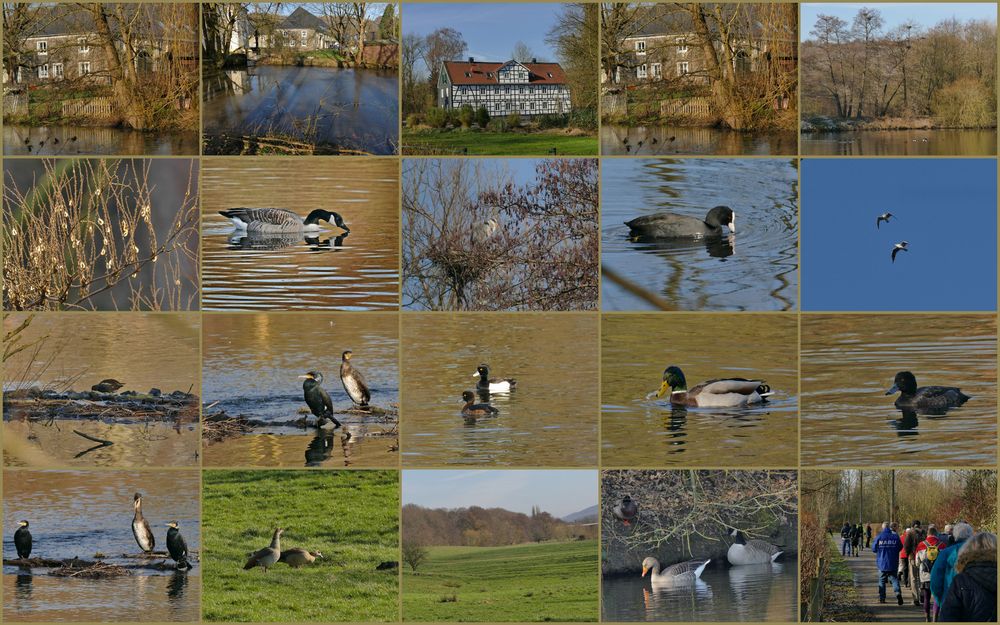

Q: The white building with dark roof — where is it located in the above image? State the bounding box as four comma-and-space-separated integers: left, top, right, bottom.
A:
437, 58, 571, 118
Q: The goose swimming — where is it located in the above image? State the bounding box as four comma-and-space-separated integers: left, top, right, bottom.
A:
641, 556, 710, 584
727, 529, 782, 565
219, 208, 350, 234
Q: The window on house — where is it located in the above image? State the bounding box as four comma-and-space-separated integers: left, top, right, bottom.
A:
634, 40, 646, 55
78, 61, 91, 75
677, 61, 689, 75
651, 63, 662, 78
78, 37, 90, 53
637, 63, 647, 79
51, 62, 63, 78
38, 63, 49, 78
677, 41, 688, 54
36, 41, 47, 55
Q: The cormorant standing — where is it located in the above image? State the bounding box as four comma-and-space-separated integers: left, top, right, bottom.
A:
298, 371, 342, 428
166, 521, 192, 570
14, 520, 32, 559
132, 493, 155, 552
340, 351, 371, 408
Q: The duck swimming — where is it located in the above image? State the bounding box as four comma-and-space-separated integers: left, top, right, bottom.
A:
885, 371, 970, 410
473, 364, 516, 393
727, 529, 782, 565
626, 206, 735, 242
652, 366, 772, 407
461, 390, 499, 417
219, 208, 350, 234
641, 557, 710, 585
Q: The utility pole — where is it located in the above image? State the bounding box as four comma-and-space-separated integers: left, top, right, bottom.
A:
858, 470, 864, 525
890, 470, 896, 525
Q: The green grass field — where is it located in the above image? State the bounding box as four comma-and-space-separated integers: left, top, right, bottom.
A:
402, 130, 599, 156
402, 540, 599, 622
202, 470, 399, 622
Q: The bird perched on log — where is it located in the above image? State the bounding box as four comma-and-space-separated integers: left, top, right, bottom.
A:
299, 371, 342, 428
14, 520, 32, 559
132, 493, 155, 552
166, 521, 192, 570
340, 350, 371, 408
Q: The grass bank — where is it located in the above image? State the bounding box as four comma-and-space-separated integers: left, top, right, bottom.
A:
202, 470, 399, 622
403, 540, 599, 622
402, 129, 598, 156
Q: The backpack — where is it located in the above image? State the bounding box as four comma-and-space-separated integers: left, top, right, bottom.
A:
924, 541, 939, 563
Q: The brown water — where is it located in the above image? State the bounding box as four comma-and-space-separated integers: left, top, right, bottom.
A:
3, 124, 198, 156
3, 313, 200, 468
401, 314, 599, 466
202, 313, 398, 468
801, 315, 997, 467
801, 129, 997, 156
601, 125, 797, 156
3, 470, 200, 622
602, 314, 798, 467
201, 158, 399, 311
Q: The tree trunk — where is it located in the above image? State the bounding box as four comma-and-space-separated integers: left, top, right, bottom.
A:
90, 4, 149, 129
689, 4, 742, 129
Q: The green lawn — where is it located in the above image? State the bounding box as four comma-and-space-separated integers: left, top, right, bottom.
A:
403, 540, 599, 622
402, 129, 599, 156
202, 470, 399, 622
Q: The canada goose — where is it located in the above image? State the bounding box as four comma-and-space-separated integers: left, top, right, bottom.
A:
876, 212, 894, 229
279, 548, 323, 568
92, 379, 125, 393
299, 371, 342, 428
461, 390, 499, 417
219, 208, 350, 234
340, 351, 371, 407
14, 520, 32, 559
653, 366, 772, 407
473, 364, 516, 393
244, 527, 283, 572
727, 529, 782, 565
165, 521, 192, 570
132, 493, 155, 553
641, 556, 710, 584
613, 496, 638, 526
891, 241, 908, 262
626, 206, 735, 241
885, 371, 970, 410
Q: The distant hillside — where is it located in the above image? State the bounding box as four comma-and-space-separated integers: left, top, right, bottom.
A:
561, 505, 598, 523
403, 504, 598, 547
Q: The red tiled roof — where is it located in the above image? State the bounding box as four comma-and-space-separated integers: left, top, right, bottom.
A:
443, 60, 567, 85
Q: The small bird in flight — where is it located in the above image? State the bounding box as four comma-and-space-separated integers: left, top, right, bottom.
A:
876, 212, 894, 229
891, 241, 908, 263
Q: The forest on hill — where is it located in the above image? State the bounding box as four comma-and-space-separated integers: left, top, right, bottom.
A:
403, 504, 597, 546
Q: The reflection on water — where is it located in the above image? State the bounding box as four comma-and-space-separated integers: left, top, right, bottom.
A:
402, 314, 599, 466
203, 66, 399, 155
801, 315, 997, 466
604, 561, 797, 622
601, 125, 797, 156
202, 313, 398, 468
602, 314, 798, 467
602, 159, 798, 311
3, 471, 200, 621
801, 129, 997, 156
201, 158, 399, 311
3, 124, 198, 156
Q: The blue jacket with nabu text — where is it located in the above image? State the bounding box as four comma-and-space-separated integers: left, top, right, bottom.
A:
872, 527, 902, 572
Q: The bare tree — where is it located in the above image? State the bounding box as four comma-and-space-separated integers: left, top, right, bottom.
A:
547, 3, 599, 112
511, 40, 534, 62
402, 542, 428, 572
422, 27, 466, 91
350, 2, 368, 65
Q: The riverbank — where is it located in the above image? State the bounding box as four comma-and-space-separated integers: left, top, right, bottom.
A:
403, 127, 598, 156
255, 44, 399, 70
802, 115, 997, 132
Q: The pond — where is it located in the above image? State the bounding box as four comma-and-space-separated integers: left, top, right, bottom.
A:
801, 128, 997, 156
200, 158, 399, 311
401, 314, 599, 466
3, 124, 198, 156
603, 560, 797, 622
601, 314, 798, 467
801, 314, 997, 467
602, 158, 798, 311
201, 313, 398, 468
203, 65, 398, 155
601, 125, 797, 156
3, 470, 200, 622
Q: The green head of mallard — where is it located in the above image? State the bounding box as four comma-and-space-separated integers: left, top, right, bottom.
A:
656, 365, 687, 398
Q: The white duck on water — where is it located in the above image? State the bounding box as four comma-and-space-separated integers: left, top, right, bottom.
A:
641, 556, 711, 585
219, 208, 350, 234
727, 529, 782, 565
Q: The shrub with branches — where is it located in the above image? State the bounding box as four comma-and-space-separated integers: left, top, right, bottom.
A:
3, 159, 199, 310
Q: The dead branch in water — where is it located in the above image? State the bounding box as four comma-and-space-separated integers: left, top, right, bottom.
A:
51, 562, 132, 578
73, 429, 113, 446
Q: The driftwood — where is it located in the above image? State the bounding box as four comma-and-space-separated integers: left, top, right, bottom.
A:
73, 429, 113, 446
4, 388, 198, 423
5, 551, 198, 574
51, 562, 132, 578
202, 404, 399, 444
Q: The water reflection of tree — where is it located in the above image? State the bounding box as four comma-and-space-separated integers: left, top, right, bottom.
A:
3, 159, 199, 310
403, 158, 599, 311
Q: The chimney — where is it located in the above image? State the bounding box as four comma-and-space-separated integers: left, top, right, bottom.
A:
468, 56, 474, 63
531, 57, 537, 63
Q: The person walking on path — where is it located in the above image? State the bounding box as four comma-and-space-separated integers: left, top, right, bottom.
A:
852, 523, 863, 557
938, 532, 997, 622
866, 523, 873, 548
899, 527, 912, 589
943, 523, 955, 547
915, 525, 945, 622
931, 522, 975, 607
874, 521, 905, 605
841, 522, 853, 556
904, 520, 926, 606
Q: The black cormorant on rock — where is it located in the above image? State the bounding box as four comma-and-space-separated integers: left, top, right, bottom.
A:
14, 520, 32, 559
166, 521, 192, 570
299, 371, 342, 428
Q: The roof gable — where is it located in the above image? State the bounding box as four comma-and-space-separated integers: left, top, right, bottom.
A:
279, 6, 328, 33
443, 60, 567, 86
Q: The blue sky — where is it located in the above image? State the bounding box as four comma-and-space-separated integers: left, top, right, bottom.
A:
802, 3, 997, 39
801, 159, 997, 311
403, 470, 597, 517
403, 3, 563, 74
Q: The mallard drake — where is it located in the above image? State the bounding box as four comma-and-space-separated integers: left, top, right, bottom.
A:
653, 366, 772, 407
613, 496, 638, 526
626, 206, 735, 241
473, 364, 516, 393
244, 528, 283, 572
132, 493, 155, 553
462, 390, 498, 417
165, 521, 192, 570
219, 208, 350, 234
641, 557, 710, 584
14, 520, 32, 559
279, 548, 323, 568
340, 351, 371, 407
727, 529, 782, 565
92, 379, 125, 393
299, 371, 342, 428
885, 371, 970, 410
